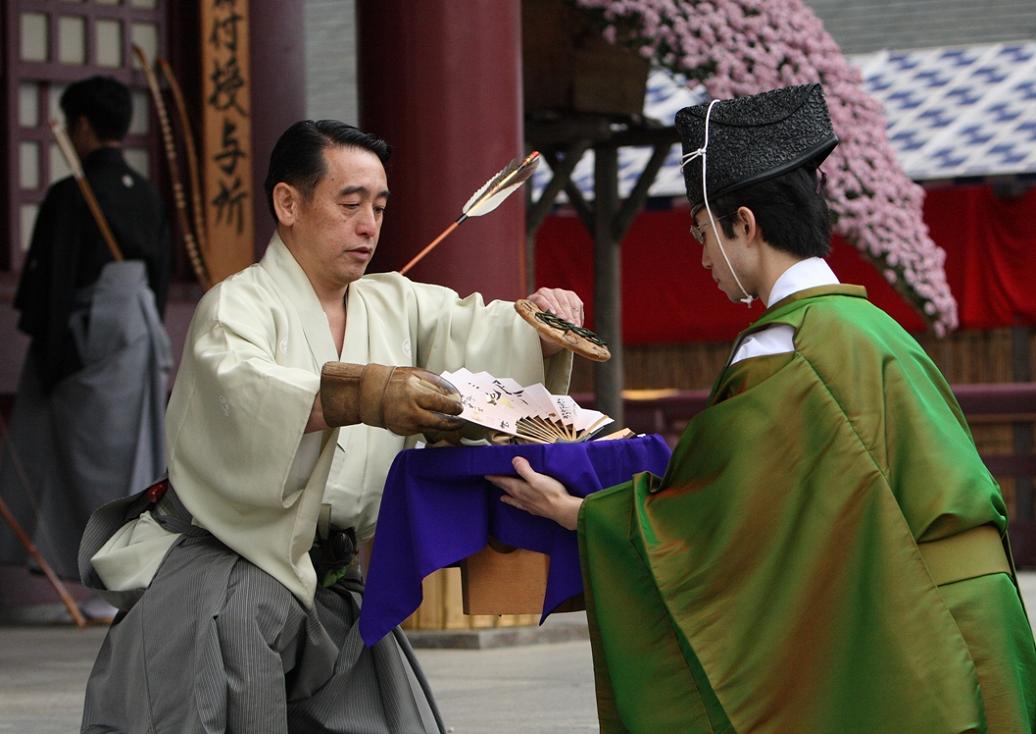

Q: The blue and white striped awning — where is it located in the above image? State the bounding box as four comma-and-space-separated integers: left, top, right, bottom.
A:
532, 41, 1036, 202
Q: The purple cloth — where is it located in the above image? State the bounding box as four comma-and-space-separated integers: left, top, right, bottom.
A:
359, 435, 671, 645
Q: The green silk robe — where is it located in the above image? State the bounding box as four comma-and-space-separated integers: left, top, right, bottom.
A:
579, 285, 1036, 733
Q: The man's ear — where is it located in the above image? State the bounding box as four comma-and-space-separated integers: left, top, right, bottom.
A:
737, 206, 759, 244
273, 182, 299, 226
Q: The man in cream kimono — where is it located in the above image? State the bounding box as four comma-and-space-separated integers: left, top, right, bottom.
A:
80, 121, 577, 734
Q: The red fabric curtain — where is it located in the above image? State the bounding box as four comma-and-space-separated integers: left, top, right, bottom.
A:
534, 185, 1036, 344
928, 185, 1036, 329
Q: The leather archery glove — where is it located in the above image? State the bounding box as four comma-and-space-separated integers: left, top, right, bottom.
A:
320, 362, 465, 437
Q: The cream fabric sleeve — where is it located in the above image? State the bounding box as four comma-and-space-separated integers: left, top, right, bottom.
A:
404, 277, 574, 394
165, 278, 335, 606
324, 274, 574, 538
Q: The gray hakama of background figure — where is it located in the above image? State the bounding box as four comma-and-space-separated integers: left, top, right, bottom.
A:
0, 75, 171, 587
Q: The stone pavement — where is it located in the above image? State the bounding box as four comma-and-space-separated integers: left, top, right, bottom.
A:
0, 612, 598, 734
2, 575, 1035, 733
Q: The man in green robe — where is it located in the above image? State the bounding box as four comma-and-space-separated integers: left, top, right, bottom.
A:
488, 84, 1036, 733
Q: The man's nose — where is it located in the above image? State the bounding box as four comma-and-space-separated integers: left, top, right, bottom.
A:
355, 206, 378, 237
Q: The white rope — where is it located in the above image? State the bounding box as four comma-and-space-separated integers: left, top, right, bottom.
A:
681, 101, 755, 307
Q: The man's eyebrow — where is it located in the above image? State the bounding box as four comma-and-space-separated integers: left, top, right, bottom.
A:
338, 185, 391, 199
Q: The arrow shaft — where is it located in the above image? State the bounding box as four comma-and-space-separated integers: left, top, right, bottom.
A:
399, 218, 462, 275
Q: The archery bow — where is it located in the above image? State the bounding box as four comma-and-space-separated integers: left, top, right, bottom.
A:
158, 58, 209, 269
399, 151, 541, 275
132, 44, 211, 290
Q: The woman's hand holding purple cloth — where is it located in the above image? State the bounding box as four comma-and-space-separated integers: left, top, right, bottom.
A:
486, 456, 583, 531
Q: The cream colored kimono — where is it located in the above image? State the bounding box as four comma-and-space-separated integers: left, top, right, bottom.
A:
160, 233, 569, 607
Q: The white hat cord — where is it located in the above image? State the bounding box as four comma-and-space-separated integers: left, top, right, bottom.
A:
681, 100, 755, 307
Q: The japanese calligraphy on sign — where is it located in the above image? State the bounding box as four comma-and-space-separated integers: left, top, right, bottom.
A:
201, 0, 253, 281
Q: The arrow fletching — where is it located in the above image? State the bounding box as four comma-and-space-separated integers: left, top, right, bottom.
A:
460, 151, 540, 219
399, 151, 541, 275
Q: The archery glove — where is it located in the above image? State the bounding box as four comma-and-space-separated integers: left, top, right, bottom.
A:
320, 362, 465, 437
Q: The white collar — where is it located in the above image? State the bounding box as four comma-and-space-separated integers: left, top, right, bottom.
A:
765, 257, 840, 308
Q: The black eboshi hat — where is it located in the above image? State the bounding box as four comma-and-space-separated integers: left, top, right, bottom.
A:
675, 83, 839, 209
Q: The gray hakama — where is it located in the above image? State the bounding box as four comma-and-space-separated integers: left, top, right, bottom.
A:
80, 491, 442, 734
0, 261, 170, 580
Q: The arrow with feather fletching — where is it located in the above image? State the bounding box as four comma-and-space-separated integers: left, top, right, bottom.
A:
399, 151, 541, 275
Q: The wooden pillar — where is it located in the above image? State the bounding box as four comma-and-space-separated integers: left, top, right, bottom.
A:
356, 0, 525, 300
248, 0, 306, 259
593, 147, 623, 427
357, 0, 530, 633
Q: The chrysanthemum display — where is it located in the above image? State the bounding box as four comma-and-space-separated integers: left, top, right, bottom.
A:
574, 0, 958, 334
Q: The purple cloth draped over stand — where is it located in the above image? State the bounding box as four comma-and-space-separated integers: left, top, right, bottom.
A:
359, 435, 671, 646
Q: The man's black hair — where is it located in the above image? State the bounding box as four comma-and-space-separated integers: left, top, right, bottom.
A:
264, 120, 391, 222
706, 166, 832, 259
59, 75, 132, 142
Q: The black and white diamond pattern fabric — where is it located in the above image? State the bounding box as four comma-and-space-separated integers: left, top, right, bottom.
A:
531, 41, 1036, 203
858, 42, 1036, 180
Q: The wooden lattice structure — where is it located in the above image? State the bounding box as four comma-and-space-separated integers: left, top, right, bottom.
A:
1, 0, 167, 273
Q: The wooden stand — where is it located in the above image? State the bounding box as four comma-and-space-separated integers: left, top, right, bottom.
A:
460, 540, 550, 615
399, 539, 585, 632
460, 538, 587, 616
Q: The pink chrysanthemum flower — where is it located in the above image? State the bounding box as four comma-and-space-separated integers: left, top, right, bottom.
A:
575, 0, 958, 334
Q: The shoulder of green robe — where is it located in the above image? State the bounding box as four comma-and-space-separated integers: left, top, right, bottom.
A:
763, 284, 944, 381
751, 284, 869, 331
712, 284, 946, 404
739, 284, 935, 370
711, 351, 798, 404
706, 286, 865, 401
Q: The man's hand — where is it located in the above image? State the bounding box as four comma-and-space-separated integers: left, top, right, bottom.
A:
380, 367, 466, 436
526, 287, 584, 357
486, 456, 583, 531
319, 363, 465, 436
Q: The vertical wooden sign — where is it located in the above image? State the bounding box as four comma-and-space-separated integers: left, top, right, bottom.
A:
200, 0, 254, 283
